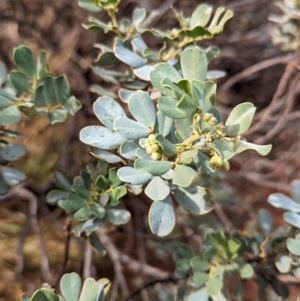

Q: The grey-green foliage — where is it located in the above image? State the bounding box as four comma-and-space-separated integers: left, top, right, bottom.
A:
0, 64, 26, 194
269, 0, 300, 51
174, 231, 254, 298
173, 209, 298, 300
22, 272, 111, 301
80, 45, 271, 237
47, 161, 129, 255
0, 127, 26, 194
0, 46, 82, 125
85, 2, 231, 99
268, 180, 300, 277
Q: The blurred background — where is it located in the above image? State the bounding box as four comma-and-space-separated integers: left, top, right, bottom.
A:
1, 0, 300, 300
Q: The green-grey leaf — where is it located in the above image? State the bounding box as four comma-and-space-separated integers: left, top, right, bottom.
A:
58, 192, 85, 213
114, 45, 146, 68
233, 140, 272, 156
0, 105, 21, 125
268, 193, 300, 212
43, 76, 57, 106
204, 81, 216, 110
193, 271, 209, 288
119, 140, 139, 160
78, 0, 102, 12
118, 167, 153, 185
91, 148, 123, 163
0, 62, 7, 85
82, 217, 103, 233
30, 289, 60, 301
206, 276, 223, 296
283, 212, 300, 228
188, 288, 209, 301
174, 186, 215, 215
106, 204, 131, 225
145, 176, 170, 201
158, 96, 187, 119
55, 76, 70, 105
79, 278, 99, 301
148, 195, 175, 237
175, 117, 193, 140
0, 143, 25, 161
47, 189, 68, 205
49, 109, 68, 124
181, 47, 207, 82
287, 237, 300, 256
239, 263, 254, 279
2, 166, 26, 185
225, 103, 256, 135
113, 117, 151, 139
190, 3, 212, 29
119, 88, 134, 103
173, 165, 197, 187
80, 126, 126, 150
37, 50, 49, 79
132, 7, 147, 26
93, 96, 126, 130
61, 272, 82, 301
33, 84, 46, 107
9, 71, 30, 91
74, 205, 92, 220
257, 208, 273, 236
14, 46, 36, 77
155, 111, 173, 137
89, 232, 107, 256
55, 171, 72, 191
63, 96, 82, 116
133, 65, 154, 81
178, 243, 195, 259
134, 159, 173, 176
210, 139, 235, 160
155, 134, 177, 156
190, 257, 210, 272
275, 254, 291, 274
90, 203, 105, 219
128, 91, 156, 127
150, 63, 181, 97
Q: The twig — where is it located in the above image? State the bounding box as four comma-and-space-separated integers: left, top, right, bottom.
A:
53, 221, 72, 289
228, 172, 290, 193
151, 0, 179, 25
97, 227, 129, 301
213, 204, 235, 234
220, 54, 293, 91
254, 73, 300, 144
83, 240, 93, 279
245, 58, 296, 135
0, 186, 52, 281
123, 276, 177, 301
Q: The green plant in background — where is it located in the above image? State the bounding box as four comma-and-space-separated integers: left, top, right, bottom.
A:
22, 272, 111, 301
0, 46, 81, 126
0, 0, 298, 300
269, 0, 300, 51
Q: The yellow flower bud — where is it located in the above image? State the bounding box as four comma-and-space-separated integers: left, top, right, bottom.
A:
210, 155, 223, 170
148, 134, 157, 142
220, 160, 230, 172
151, 151, 162, 161
146, 146, 154, 154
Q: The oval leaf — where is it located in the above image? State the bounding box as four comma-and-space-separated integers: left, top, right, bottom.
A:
174, 186, 215, 215
93, 96, 127, 130
128, 91, 156, 127
148, 196, 175, 237
225, 103, 256, 136
80, 126, 126, 150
